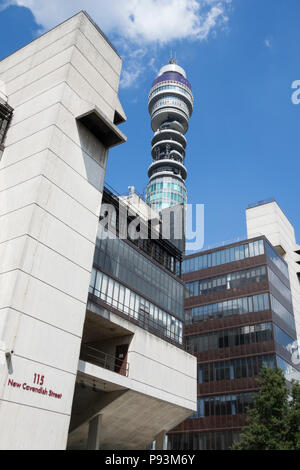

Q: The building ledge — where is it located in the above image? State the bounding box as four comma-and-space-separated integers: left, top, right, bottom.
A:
275, 244, 286, 257
114, 97, 127, 124
76, 105, 127, 148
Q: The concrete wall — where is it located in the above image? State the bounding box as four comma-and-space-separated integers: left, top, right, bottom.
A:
0, 12, 125, 450
89, 309, 197, 413
69, 305, 197, 450
246, 201, 300, 343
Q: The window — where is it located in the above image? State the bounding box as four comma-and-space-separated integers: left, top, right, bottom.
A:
276, 356, 300, 382
183, 240, 265, 274
268, 267, 293, 305
265, 241, 289, 281
186, 293, 270, 323
193, 266, 267, 297
95, 224, 184, 319
270, 295, 296, 330
273, 324, 295, 352
193, 392, 255, 418
187, 323, 273, 353
90, 269, 184, 345
168, 431, 241, 451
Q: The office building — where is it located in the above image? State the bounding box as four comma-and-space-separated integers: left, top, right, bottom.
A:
168, 233, 300, 450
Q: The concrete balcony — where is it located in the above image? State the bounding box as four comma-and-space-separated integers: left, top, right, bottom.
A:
80, 344, 129, 377
151, 107, 189, 133
148, 159, 187, 180
148, 89, 193, 115
152, 129, 187, 148
152, 140, 185, 159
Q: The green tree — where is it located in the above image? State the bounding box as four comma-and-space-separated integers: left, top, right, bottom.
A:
231, 365, 300, 450
286, 379, 300, 449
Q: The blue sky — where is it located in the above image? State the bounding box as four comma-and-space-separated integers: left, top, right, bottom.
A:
0, 0, 299, 249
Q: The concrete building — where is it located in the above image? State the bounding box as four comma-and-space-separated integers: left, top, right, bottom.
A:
0, 11, 197, 450
145, 60, 193, 213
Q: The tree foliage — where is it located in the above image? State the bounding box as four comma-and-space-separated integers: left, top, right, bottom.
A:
231, 366, 300, 450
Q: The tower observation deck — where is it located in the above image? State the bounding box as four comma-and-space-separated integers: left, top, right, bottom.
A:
145, 59, 194, 213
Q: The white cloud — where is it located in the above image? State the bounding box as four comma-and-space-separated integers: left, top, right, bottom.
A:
119, 48, 147, 88
3, 0, 231, 44
2, 0, 232, 87
264, 37, 272, 48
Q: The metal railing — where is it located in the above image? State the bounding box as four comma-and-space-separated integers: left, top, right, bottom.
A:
195, 236, 246, 253
80, 345, 129, 377
186, 232, 265, 255
88, 289, 184, 348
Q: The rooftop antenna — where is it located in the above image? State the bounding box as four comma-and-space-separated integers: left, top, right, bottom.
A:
169, 49, 177, 64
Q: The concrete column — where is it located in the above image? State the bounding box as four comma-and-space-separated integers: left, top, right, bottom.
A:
155, 430, 166, 450
0, 11, 126, 450
87, 414, 102, 450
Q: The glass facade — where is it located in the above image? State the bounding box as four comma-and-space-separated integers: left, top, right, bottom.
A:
146, 178, 186, 204
176, 237, 297, 451
270, 295, 296, 330
186, 323, 273, 353
265, 240, 289, 281
151, 96, 190, 117
185, 293, 270, 323
185, 265, 267, 299
198, 354, 275, 384
149, 84, 193, 102
95, 224, 184, 319
268, 267, 293, 305
168, 430, 240, 451
89, 268, 183, 345
273, 324, 295, 352
276, 356, 300, 382
183, 239, 265, 274
146, 177, 187, 212
192, 392, 255, 418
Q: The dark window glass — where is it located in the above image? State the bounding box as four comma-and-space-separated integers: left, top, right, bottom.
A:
193, 393, 256, 418
183, 240, 265, 274
273, 324, 295, 351
95, 225, 184, 319
268, 266, 292, 304
276, 356, 300, 382
187, 293, 269, 324
168, 431, 241, 451
198, 266, 267, 296
188, 324, 273, 353
265, 241, 289, 281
